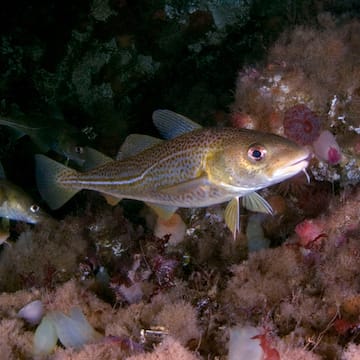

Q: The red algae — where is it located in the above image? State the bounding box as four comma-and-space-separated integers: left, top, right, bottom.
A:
294, 219, 326, 248
230, 111, 258, 129
283, 104, 321, 145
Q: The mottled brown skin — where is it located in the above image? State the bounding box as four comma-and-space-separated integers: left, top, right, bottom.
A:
55, 127, 310, 208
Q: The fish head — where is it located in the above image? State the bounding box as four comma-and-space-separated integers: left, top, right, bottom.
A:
18, 200, 50, 224
51, 136, 87, 167
1, 182, 50, 224
206, 129, 311, 192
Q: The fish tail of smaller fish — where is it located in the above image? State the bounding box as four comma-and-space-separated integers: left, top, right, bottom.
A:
35, 154, 80, 209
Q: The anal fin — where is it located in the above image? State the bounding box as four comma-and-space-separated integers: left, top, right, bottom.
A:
102, 194, 122, 206
145, 202, 178, 220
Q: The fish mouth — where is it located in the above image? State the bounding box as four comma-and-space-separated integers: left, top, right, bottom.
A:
272, 152, 311, 179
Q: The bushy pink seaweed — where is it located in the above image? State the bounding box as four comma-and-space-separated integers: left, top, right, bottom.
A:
284, 104, 321, 145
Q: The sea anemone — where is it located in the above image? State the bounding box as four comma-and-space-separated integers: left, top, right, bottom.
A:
283, 104, 321, 145
312, 130, 342, 165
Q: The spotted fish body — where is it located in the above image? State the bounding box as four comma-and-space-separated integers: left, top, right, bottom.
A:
62, 129, 238, 206
36, 110, 310, 235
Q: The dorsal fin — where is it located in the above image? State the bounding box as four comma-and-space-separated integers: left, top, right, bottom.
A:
152, 110, 202, 139
116, 134, 163, 160
81, 147, 113, 171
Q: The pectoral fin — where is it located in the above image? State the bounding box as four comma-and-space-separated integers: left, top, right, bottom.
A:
152, 109, 202, 139
224, 197, 240, 240
158, 175, 210, 196
242, 192, 273, 215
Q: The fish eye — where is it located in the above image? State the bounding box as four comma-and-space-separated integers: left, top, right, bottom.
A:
75, 146, 84, 154
30, 204, 40, 213
248, 144, 267, 162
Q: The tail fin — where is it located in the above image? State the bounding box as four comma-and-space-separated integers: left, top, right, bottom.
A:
35, 154, 80, 209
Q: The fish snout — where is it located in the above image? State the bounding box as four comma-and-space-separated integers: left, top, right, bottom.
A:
272, 148, 311, 180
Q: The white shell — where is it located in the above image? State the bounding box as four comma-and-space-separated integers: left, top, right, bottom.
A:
18, 300, 44, 325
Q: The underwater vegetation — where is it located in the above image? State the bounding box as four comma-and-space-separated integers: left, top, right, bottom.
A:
231, 13, 360, 187
0, 0, 359, 359
0, 184, 359, 358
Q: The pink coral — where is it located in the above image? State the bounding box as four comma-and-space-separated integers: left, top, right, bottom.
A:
284, 104, 321, 145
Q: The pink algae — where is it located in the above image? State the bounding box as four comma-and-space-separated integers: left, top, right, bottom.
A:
295, 219, 326, 248
328, 147, 342, 165
284, 104, 321, 145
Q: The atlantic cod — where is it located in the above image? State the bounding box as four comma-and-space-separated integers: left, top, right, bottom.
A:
35, 110, 310, 237
0, 163, 48, 224
0, 115, 89, 166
